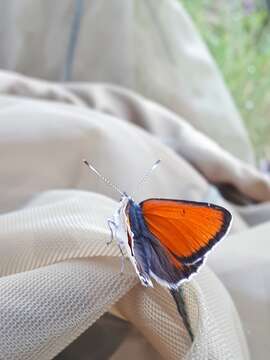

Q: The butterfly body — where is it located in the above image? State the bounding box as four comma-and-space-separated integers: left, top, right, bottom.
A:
110, 195, 232, 290
83, 159, 232, 339
83, 159, 232, 290
110, 195, 153, 287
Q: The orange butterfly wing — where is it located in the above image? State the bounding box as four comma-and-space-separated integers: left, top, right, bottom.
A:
140, 199, 232, 264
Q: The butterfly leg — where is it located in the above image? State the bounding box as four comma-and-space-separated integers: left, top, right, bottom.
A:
117, 245, 126, 274
107, 218, 125, 272
107, 218, 116, 245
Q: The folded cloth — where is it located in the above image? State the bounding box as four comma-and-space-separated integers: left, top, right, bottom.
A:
0, 94, 249, 359
0, 0, 267, 358
0, 0, 254, 163
1, 71, 270, 213
0, 189, 249, 360
65, 82, 270, 206
208, 221, 270, 360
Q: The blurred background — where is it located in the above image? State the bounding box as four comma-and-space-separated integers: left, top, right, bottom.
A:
182, 0, 270, 161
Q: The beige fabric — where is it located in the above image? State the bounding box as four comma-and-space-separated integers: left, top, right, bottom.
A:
0, 189, 248, 360
116, 267, 249, 360
0, 87, 248, 234
234, 202, 270, 227
0, 1, 269, 357
66, 82, 270, 204
0, 0, 254, 163
208, 222, 270, 360
0, 93, 211, 213
0, 93, 250, 359
1, 72, 269, 207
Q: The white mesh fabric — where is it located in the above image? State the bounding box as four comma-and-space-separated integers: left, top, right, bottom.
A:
0, 190, 249, 359
0, 259, 137, 360
116, 269, 248, 360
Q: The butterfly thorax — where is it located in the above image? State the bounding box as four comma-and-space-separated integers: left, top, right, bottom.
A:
126, 200, 149, 238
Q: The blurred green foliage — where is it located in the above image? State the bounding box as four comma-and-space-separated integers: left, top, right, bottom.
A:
181, 0, 270, 159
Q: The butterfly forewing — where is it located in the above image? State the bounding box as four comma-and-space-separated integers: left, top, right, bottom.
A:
140, 198, 232, 264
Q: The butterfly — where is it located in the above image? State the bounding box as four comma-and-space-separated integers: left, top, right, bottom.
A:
83, 160, 232, 290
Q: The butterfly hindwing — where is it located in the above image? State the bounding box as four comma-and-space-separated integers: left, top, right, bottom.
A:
131, 220, 205, 288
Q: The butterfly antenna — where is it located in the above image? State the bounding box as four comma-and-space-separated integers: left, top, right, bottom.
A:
133, 159, 161, 196
83, 160, 125, 197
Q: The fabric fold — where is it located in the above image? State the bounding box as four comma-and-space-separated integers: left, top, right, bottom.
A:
0, 190, 249, 359
0, 72, 269, 206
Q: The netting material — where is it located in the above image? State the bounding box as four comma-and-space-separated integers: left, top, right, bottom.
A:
0, 190, 249, 359
0, 259, 136, 360
116, 270, 247, 360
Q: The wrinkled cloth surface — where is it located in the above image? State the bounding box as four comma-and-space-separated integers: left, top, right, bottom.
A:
0, 93, 249, 360
0, 73, 269, 359
0, 0, 270, 359
0, 0, 254, 164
